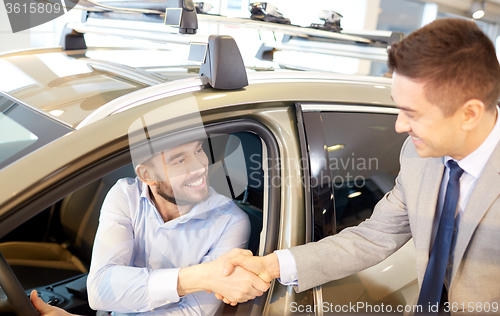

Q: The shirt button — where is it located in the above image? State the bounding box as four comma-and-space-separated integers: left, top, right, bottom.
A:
166, 301, 171, 304
290, 275, 295, 279
133, 309, 138, 312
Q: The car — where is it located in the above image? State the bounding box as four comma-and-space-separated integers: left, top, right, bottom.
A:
0, 3, 418, 316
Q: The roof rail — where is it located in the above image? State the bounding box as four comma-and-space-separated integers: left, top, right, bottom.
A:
65, 19, 207, 47
66, 1, 402, 52
72, 1, 375, 43
196, 14, 372, 44
255, 29, 403, 63
61, 0, 199, 50
339, 30, 404, 46
255, 40, 388, 64
83, 0, 198, 34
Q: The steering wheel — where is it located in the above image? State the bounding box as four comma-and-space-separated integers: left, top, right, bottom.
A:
0, 251, 38, 315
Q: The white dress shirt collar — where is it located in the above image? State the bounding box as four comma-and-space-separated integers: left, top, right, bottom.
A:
444, 106, 500, 178
139, 180, 232, 227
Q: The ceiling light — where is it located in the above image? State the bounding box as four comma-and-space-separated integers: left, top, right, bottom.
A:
49, 110, 64, 117
327, 144, 345, 152
471, 1, 485, 19
348, 191, 362, 198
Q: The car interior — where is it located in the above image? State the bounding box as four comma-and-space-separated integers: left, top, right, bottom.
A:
0, 131, 266, 315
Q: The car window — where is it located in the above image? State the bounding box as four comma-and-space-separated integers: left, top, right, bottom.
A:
319, 111, 407, 232
0, 95, 72, 170
0, 113, 38, 160
203, 132, 266, 255
300, 107, 417, 312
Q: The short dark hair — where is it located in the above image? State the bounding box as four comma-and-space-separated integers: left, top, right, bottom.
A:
388, 18, 500, 115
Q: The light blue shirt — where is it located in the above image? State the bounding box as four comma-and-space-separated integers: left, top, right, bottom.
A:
87, 177, 250, 315
277, 107, 500, 289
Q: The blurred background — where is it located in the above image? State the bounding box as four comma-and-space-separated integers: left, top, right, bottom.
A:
1, 0, 499, 73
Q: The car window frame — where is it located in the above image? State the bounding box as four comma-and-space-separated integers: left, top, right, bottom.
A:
298, 102, 401, 316
298, 102, 400, 240
0, 118, 281, 316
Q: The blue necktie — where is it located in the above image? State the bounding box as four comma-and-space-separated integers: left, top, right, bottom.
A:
417, 160, 464, 314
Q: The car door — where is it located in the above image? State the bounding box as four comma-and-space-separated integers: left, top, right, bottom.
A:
296, 103, 419, 315
0, 90, 291, 315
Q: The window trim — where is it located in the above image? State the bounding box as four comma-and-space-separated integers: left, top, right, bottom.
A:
301, 103, 399, 115
300, 111, 336, 241
0, 90, 74, 129
0, 118, 281, 316
299, 103, 401, 240
299, 103, 403, 316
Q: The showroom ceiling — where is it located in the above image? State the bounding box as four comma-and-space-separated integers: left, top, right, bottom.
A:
423, 0, 500, 20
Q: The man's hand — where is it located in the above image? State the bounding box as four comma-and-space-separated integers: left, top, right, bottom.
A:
221, 249, 279, 283
177, 249, 271, 305
30, 290, 77, 316
209, 249, 281, 305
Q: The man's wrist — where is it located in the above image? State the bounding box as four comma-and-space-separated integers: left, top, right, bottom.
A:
177, 264, 209, 296
263, 253, 281, 280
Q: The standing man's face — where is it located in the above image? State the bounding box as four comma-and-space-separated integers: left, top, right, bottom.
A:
151, 141, 210, 206
391, 73, 466, 159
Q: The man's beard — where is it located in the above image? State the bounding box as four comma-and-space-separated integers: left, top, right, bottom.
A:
156, 176, 209, 206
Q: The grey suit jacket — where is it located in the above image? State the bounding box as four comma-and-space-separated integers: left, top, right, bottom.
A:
290, 137, 500, 313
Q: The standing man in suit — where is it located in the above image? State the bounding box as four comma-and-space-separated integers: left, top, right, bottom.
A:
219, 18, 500, 314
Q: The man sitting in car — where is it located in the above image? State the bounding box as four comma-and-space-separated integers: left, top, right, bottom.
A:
83, 139, 267, 315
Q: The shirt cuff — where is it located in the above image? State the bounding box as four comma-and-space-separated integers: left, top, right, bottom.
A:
148, 268, 181, 306
274, 249, 299, 286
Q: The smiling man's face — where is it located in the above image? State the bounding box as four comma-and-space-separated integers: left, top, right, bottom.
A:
391, 72, 467, 159
151, 140, 209, 206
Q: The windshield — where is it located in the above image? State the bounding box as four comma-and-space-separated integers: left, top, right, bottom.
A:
0, 95, 72, 170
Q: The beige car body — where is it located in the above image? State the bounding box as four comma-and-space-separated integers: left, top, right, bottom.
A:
0, 46, 417, 315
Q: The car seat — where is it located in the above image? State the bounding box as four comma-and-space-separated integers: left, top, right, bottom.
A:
224, 132, 264, 255
0, 164, 135, 289
204, 132, 264, 256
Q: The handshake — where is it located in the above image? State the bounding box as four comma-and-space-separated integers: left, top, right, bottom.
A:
30, 248, 283, 316
194, 248, 282, 306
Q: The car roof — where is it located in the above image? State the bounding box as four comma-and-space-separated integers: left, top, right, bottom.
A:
0, 46, 295, 128
0, 48, 201, 127
76, 70, 394, 128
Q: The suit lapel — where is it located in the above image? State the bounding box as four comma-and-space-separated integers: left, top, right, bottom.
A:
414, 157, 444, 277
451, 141, 500, 282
